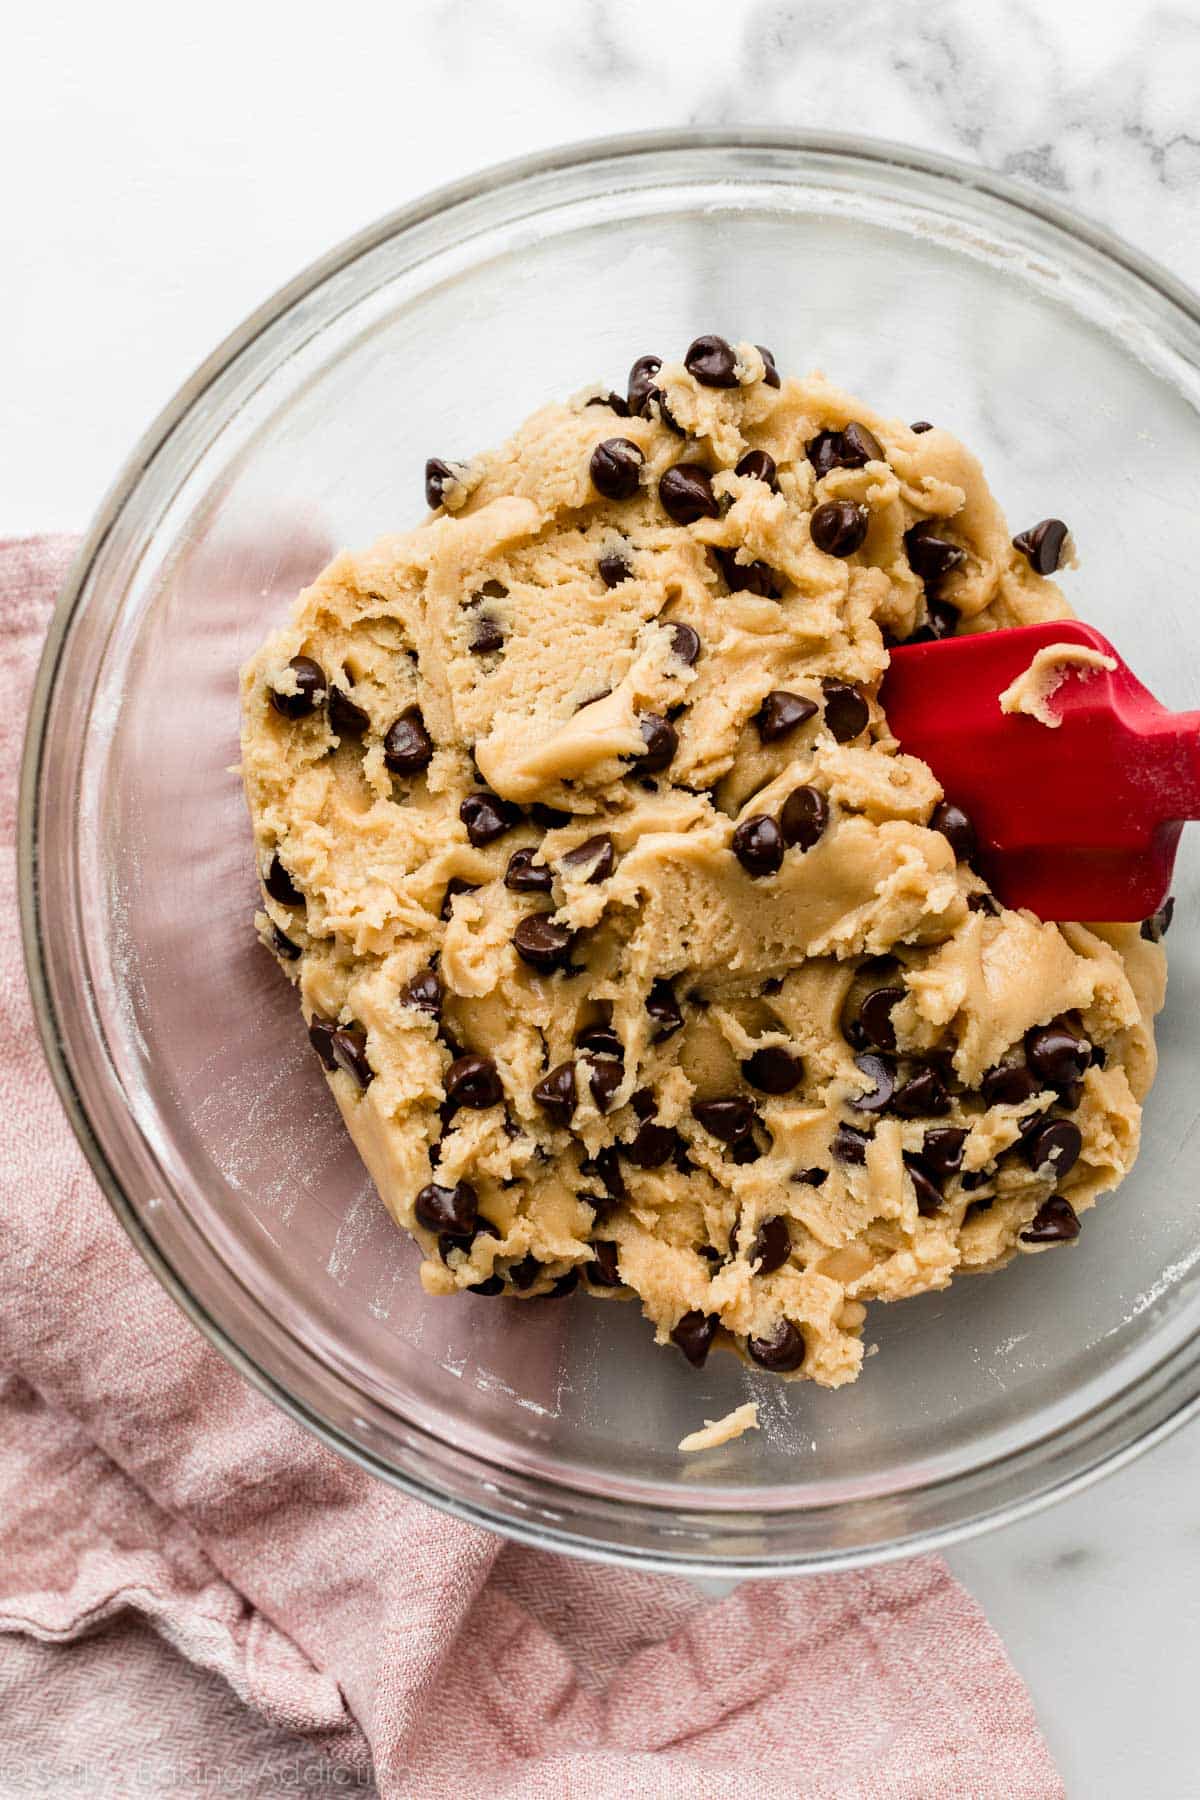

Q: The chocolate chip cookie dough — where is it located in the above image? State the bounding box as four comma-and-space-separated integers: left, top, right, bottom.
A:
239, 336, 1168, 1388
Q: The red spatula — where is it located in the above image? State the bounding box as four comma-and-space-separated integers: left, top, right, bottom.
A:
880, 619, 1199, 921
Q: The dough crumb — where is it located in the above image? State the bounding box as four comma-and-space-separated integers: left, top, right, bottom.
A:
998, 642, 1117, 729
678, 1402, 760, 1454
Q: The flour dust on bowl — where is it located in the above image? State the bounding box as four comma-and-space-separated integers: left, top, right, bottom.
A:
20, 132, 1200, 1574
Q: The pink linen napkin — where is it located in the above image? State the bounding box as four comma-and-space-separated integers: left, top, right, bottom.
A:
0, 534, 1064, 1799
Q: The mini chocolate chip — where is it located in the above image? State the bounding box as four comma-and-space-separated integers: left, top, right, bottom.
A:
967, 891, 1000, 916
308, 1017, 338, 1071
841, 422, 885, 466
891, 1066, 951, 1118
1025, 1018, 1091, 1088
1013, 518, 1069, 575
907, 1160, 944, 1217
749, 1214, 790, 1274
504, 847, 554, 894
1141, 897, 1175, 943
401, 968, 441, 1014
562, 833, 614, 884
587, 1240, 621, 1286
440, 877, 478, 920
468, 1275, 506, 1296
531, 802, 572, 829
822, 679, 870, 742
792, 1166, 829, 1186
599, 550, 632, 588
1020, 1194, 1081, 1244
910, 420, 934, 433
265, 853, 303, 907
1091, 1043, 1107, 1069
659, 463, 720, 525
460, 791, 520, 847
748, 1319, 806, 1372
756, 690, 818, 743
646, 978, 683, 1041
672, 1309, 719, 1367
508, 1254, 541, 1290
961, 1171, 990, 1194
627, 354, 663, 417
268, 923, 302, 961
742, 1047, 803, 1094
852, 1054, 895, 1113
631, 1088, 656, 1121
735, 449, 778, 488
670, 622, 701, 664
622, 1118, 679, 1169
586, 390, 631, 416
810, 499, 869, 558
425, 458, 458, 509
445, 1053, 503, 1109
513, 913, 576, 972
1023, 1118, 1083, 1180
581, 1145, 627, 1205
923, 1126, 968, 1177
415, 1180, 479, 1235
635, 713, 678, 772
757, 345, 782, 388
469, 617, 505, 654
685, 333, 738, 387
857, 986, 904, 1052
533, 1061, 577, 1125
779, 785, 829, 851
981, 1063, 1040, 1107
590, 437, 644, 501
583, 1054, 623, 1113
270, 655, 326, 720
732, 815, 783, 878
714, 548, 780, 597
931, 801, 977, 861
475, 579, 507, 601
328, 684, 370, 736
905, 520, 966, 584
384, 706, 434, 775
692, 1096, 757, 1143
330, 1028, 371, 1090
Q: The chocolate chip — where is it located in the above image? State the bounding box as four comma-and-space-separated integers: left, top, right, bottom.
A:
533, 1060, 577, 1125
931, 801, 976, 862
426, 458, 461, 509
384, 707, 434, 775
891, 1065, 951, 1118
270, 655, 326, 720
587, 1240, 621, 1286
561, 834, 614, 884
758, 345, 782, 388
308, 1017, 338, 1070
806, 430, 846, 479
631, 1088, 657, 1120
437, 1217, 500, 1265
590, 437, 644, 501
635, 713, 678, 773
670, 622, 701, 664
576, 1022, 622, 1057
508, 1254, 541, 1289
659, 463, 720, 525
469, 617, 505, 654
265, 853, 303, 907
792, 1166, 829, 1186
1020, 1195, 1081, 1244
903, 595, 960, 645
672, 1309, 719, 1367
685, 333, 738, 387
841, 422, 885, 466
756, 690, 818, 743
268, 923, 302, 960
1013, 518, 1069, 576
583, 1054, 623, 1113
627, 354, 663, 417
622, 1119, 680, 1169
810, 500, 869, 557
1023, 1118, 1082, 1180
907, 1160, 944, 1217
328, 684, 370, 736
748, 1319, 806, 1372
1141, 897, 1175, 943
1091, 1043, 1107, 1069
905, 521, 966, 585
735, 449, 778, 488
732, 815, 783, 878
542, 1268, 580, 1300
1025, 1018, 1091, 1088
531, 803, 571, 829
910, 420, 934, 433
513, 914, 576, 972
742, 1047, 803, 1094
468, 1275, 506, 1296
714, 548, 780, 597
749, 1214, 790, 1274
401, 968, 441, 1014
445, 1053, 503, 1109
779, 785, 829, 851
961, 1171, 990, 1194
599, 550, 632, 588
646, 978, 683, 1041
967, 891, 1000, 916
504, 847, 554, 894
652, 391, 687, 436
586, 390, 630, 417
692, 1097, 757, 1143
851, 1054, 895, 1113
821, 679, 869, 742
460, 791, 520, 847
440, 877, 478, 920
415, 1180, 479, 1234
857, 986, 903, 1052
581, 1145, 626, 1205
981, 1063, 1040, 1107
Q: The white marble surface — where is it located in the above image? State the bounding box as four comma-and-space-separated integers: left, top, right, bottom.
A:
7, 1, 1200, 1792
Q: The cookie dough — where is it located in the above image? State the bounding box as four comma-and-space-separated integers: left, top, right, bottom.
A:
999, 641, 1118, 728
239, 337, 1168, 1389
678, 1402, 760, 1454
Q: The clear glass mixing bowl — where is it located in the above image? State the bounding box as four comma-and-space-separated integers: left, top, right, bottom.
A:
21, 132, 1200, 1574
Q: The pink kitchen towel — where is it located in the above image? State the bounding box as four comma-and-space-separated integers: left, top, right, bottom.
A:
0, 534, 1064, 1798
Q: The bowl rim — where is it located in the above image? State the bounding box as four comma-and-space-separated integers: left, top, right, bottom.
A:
19, 125, 1200, 1576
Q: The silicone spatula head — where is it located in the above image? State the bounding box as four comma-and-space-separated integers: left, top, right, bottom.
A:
879, 620, 1200, 921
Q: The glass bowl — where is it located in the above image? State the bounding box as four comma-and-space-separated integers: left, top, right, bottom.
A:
21, 131, 1200, 1575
